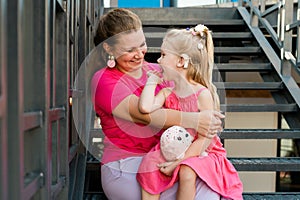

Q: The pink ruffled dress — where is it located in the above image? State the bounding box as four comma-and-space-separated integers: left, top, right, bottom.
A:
137, 88, 243, 200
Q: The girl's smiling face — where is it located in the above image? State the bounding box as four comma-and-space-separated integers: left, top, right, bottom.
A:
157, 42, 181, 81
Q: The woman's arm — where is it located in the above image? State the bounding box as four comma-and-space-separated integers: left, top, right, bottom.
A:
113, 94, 224, 137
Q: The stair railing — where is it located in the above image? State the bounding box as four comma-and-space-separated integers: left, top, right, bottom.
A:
245, 0, 300, 76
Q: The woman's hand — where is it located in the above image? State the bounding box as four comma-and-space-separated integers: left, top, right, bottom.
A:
194, 110, 224, 139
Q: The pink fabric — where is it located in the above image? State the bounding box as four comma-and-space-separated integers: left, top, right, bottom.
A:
137, 88, 243, 200
91, 62, 172, 164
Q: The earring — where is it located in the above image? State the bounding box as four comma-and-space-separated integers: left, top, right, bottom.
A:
107, 55, 116, 68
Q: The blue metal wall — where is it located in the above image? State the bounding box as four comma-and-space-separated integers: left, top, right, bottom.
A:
118, 0, 160, 7
118, 0, 171, 7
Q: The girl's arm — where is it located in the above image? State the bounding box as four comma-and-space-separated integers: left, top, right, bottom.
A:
158, 137, 209, 176
184, 89, 215, 155
138, 72, 169, 113
113, 93, 224, 137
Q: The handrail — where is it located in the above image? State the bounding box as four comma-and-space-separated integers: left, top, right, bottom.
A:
238, 1, 300, 109
243, 0, 300, 75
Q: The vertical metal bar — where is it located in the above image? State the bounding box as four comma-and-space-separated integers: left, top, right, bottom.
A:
277, 0, 281, 39
54, 1, 69, 197
260, 0, 265, 12
6, 0, 23, 199
251, 0, 259, 27
297, 0, 300, 65
0, 0, 8, 199
67, 0, 73, 157
52, 1, 59, 189
45, 0, 52, 199
70, 0, 79, 150
52, 0, 56, 108
69, 0, 74, 88
238, 0, 243, 7
275, 113, 282, 191
56, 121, 60, 185
281, 0, 293, 76
279, 0, 285, 62
17, 0, 26, 197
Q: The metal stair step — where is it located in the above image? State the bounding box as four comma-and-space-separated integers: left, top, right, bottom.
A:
83, 192, 300, 200
214, 63, 272, 72
214, 46, 262, 54
83, 192, 108, 200
145, 32, 253, 39
221, 129, 300, 139
145, 32, 255, 47
213, 32, 253, 39
243, 192, 300, 200
141, 19, 245, 26
229, 157, 300, 171
86, 156, 300, 172
124, 7, 246, 26
215, 82, 283, 90
221, 103, 298, 112
148, 46, 262, 54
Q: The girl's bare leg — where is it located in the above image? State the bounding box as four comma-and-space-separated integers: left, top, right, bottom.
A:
177, 165, 197, 200
141, 188, 160, 200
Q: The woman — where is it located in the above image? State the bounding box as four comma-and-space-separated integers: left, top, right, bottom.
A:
91, 8, 224, 200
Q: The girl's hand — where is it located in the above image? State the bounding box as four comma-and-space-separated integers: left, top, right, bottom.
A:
157, 160, 181, 176
147, 70, 163, 84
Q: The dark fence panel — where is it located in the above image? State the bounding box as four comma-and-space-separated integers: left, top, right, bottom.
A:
0, 0, 102, 199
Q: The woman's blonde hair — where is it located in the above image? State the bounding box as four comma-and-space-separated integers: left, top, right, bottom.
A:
163, 26, 220, 110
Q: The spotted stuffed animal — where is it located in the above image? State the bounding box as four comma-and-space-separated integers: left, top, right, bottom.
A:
160, 126, 193, 161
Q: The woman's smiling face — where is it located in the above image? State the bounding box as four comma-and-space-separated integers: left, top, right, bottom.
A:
113, 29, 147, 73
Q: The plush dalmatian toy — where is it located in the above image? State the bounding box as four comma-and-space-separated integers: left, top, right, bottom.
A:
160, 126, 193, 161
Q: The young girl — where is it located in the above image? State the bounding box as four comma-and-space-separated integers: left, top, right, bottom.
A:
137, 24, 243, 200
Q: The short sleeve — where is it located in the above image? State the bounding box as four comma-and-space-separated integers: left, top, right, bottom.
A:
91, 68, 143, 115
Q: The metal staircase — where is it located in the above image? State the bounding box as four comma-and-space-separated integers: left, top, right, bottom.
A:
83, 1, 300, 199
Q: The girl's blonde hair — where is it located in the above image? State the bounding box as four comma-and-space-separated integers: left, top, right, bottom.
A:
163, 26, 220, 110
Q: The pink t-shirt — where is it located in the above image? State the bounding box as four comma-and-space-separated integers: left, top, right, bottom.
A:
91, 62, 172, 164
